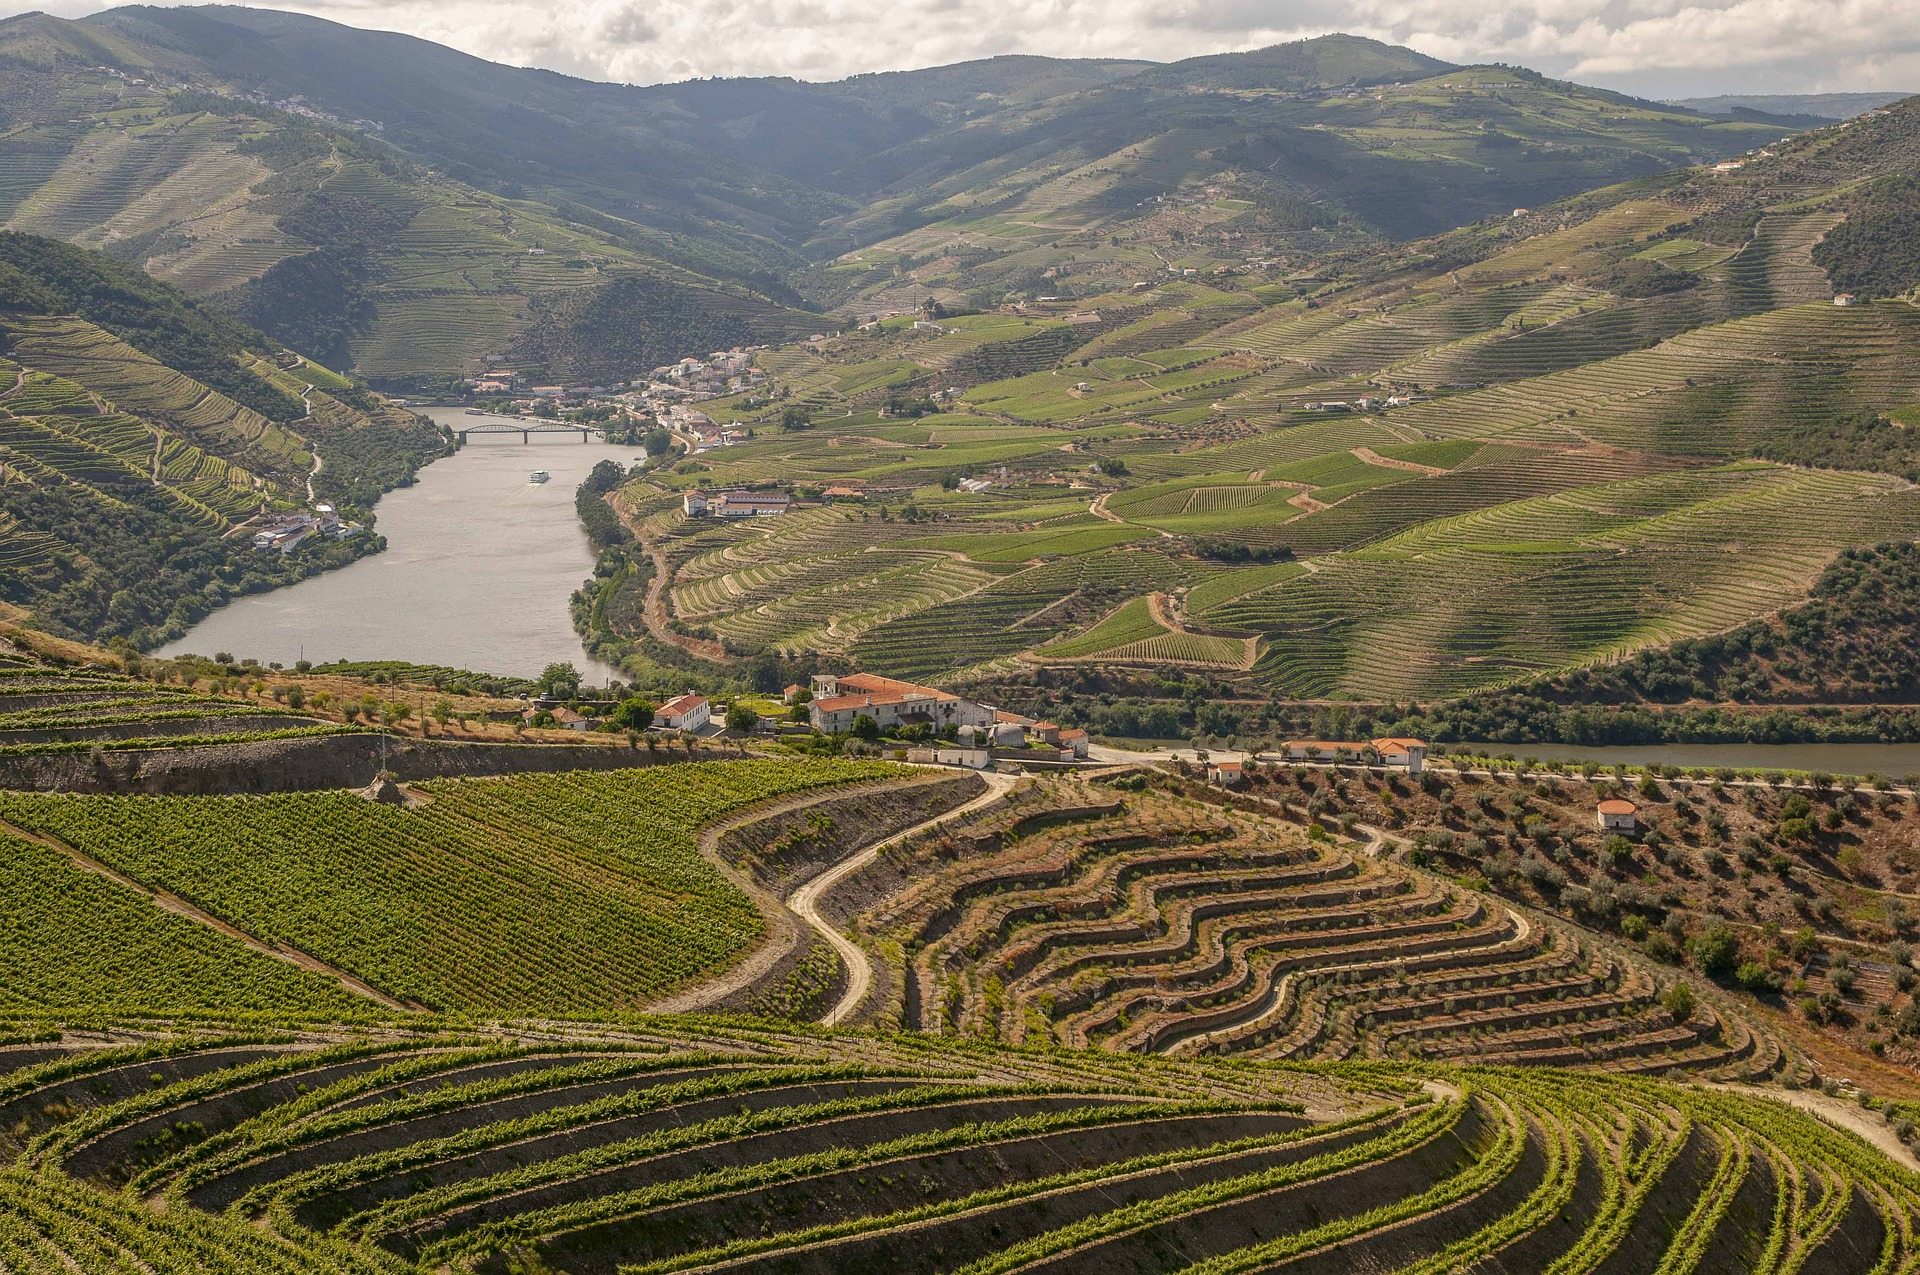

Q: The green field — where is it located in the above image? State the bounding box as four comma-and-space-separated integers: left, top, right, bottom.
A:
0, 760, 899, 1013
1, 1012, 1915, 1274
593, 99, 1920, 703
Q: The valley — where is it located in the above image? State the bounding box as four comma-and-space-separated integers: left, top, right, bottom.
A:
2, 5, 1920, 1270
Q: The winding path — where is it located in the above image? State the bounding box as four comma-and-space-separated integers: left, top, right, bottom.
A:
648, 771, 1014, 1018
798, 770, 1016, 1026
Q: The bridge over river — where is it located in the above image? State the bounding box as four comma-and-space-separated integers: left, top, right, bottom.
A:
457, 419, 611, 444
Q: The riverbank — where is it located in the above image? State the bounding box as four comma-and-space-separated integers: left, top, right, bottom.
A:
158, 409, 633, 683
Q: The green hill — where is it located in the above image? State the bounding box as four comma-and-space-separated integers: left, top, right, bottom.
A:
0, 11, 822, 384
0, 231, 442, 645
1, 1013, 1916, 1273
584, 97, 1920, 713
0, 9, 1784, 384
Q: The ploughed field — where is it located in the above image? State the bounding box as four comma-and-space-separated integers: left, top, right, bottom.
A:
855, 781, 1796, 1080
2, 1014, 1918, 1274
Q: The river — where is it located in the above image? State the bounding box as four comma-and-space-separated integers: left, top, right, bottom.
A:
158, 408, 633, 685
1453, 741, 1920, 778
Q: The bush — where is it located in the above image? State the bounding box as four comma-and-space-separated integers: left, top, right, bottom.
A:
1690, 924, 1741, 979
1663, 981, 1695, 1022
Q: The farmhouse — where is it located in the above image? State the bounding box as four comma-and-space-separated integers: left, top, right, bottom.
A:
1834, 293, 1858, 307
1058, 728, 1090, 759
713, 491, 792, 518
1280, 737, 1427, 775
684, 490, 793, 518
654, 693, 712, 732
807, 673, 994, 734
1596, 799, 1639, 832
1207, 760, 1244, 787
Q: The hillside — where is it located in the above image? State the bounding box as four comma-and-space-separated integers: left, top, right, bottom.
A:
0, 231, 444, 645
0, 9, 1785, 382
2, 1012, 1918, 1273
0, 12, 821, 384
1672, 92, 1913, 121
586, 94, 1920, 716
0, 758, 898, 1013
0, 646, 1917, 1267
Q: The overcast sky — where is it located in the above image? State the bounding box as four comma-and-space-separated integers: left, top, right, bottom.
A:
11, 0, 1919, 99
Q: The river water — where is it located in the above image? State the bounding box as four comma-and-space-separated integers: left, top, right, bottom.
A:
158, 409, 632, 685
1454, 741, 1920, 778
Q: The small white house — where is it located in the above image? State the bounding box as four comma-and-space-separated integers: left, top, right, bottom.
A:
654, 693, 711, 733
1058, 728, 1090, 759
1207, 760, 1245, 787
1596, 799, 1639, 833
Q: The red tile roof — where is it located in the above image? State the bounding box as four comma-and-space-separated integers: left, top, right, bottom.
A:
656, 694, 708, 719
1597, 799, 1638, 816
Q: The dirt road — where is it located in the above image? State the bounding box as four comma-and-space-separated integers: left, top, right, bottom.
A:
797, 771, 1017, 1026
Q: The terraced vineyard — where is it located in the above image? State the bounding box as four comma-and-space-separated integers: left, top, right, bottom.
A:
586, 98, 1920, 705
0, 759, 908, 1015
855, 780, 1795, 1082
0, 650, 360, 758
0, 232, 447, 646
1, 1013, 1916, 1274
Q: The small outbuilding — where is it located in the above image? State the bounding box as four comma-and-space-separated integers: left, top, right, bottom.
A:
1207, 760, 1245, 788
1596, 799, 1639, 832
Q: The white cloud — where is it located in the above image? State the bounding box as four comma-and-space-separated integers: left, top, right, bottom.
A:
9, 0, 1918, 97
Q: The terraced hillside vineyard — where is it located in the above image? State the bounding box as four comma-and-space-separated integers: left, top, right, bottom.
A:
0, 758, 904, 1014
589, 94, 1920, 714
852, 777, 1799, 1078
1, 1014, 1917, 1273
0, 233, 445, 645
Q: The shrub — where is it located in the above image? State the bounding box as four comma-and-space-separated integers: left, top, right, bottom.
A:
1690, 924, 1741, 979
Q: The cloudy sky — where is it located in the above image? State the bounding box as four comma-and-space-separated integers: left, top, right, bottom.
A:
11, 0, 1919, 98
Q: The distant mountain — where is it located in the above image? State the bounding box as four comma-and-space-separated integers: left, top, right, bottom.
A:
0, 231, 443, 644
1135, 33, 1454, 91
1670, 92, 1913, 122
0, 10, 823, 385
0, 6, 1794, 382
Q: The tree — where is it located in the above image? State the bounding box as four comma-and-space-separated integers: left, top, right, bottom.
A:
432, 697, 454, 729
779, 406, 813, 432
537, 662, 581, 700
726, 704, 761, 734
850, 713, 881, 742
611, 696, 657, 729
643, 427, 673, 457
1689, 924, 1741, 979
1663, 981, 1695, 1022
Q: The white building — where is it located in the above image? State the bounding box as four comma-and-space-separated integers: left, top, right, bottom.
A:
907, 746, 992, 769
654, 693, 712, 732
1597, 799, 1639, 832
808, 673, 994, 734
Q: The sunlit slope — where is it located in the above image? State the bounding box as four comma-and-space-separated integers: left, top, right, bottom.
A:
1, 1013, 1915, 1274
